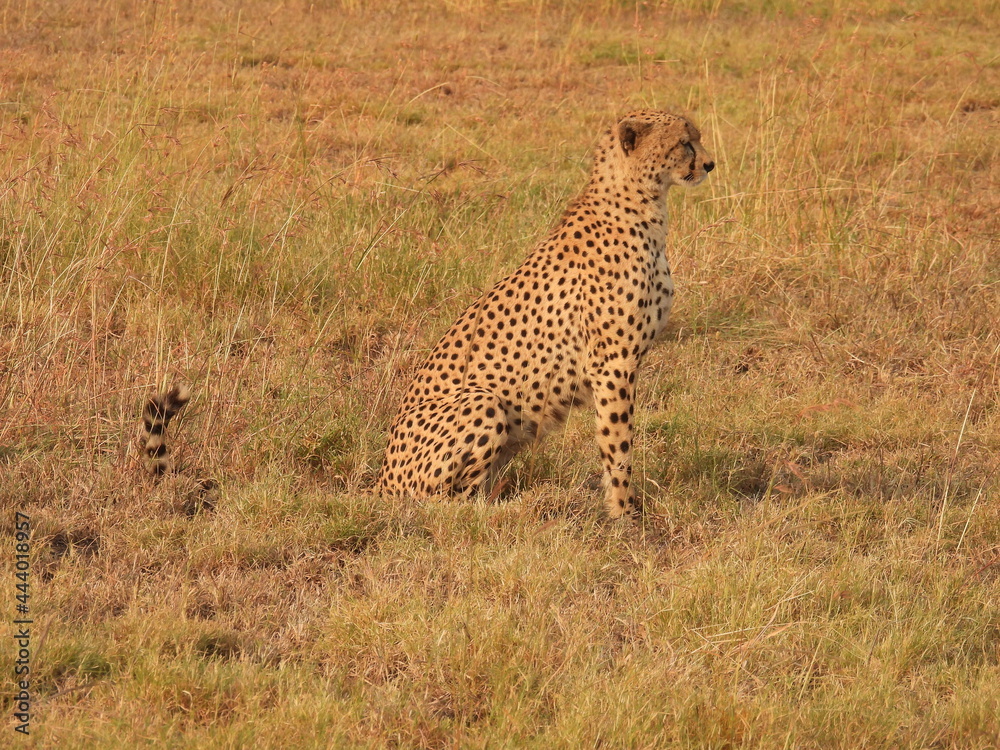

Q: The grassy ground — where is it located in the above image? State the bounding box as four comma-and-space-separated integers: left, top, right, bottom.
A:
2, 0, 999, 746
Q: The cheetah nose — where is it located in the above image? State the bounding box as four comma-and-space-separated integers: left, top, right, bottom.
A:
704, 161, 715, 173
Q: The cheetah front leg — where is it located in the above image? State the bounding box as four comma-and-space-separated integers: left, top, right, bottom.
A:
589, 356, 639, 518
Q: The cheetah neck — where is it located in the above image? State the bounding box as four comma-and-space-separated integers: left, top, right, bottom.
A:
593, 143, 670, 223
580, 170, 671, 252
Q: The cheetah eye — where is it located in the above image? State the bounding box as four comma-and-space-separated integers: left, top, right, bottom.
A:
683, 142, 696, 155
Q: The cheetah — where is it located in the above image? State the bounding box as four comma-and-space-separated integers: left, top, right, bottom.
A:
137, 385, 218, 510
378, 110, 714, 517
139, 384, 191, 476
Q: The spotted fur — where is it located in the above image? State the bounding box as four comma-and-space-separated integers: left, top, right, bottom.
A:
378, 110, 715, 517
139, 384, 191, 476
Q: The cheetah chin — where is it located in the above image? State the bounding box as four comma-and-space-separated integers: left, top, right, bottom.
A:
378, 110, 715, 519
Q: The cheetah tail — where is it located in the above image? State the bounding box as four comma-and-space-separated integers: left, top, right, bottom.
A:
140, 384, 191, 476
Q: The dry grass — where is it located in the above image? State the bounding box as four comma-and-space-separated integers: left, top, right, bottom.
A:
2, 0, 1000, 746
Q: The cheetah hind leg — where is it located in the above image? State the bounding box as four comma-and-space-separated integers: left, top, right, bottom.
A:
381, 388, 511, 499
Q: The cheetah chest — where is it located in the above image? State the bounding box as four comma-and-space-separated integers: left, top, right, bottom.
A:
647, 250, 675, 342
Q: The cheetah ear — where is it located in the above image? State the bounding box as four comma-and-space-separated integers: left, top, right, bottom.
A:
616, 118, 652, 156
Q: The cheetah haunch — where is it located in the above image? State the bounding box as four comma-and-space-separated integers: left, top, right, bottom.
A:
378, 110, 714, 517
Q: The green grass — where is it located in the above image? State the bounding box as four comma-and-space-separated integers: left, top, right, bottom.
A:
2, 0, 1000, 746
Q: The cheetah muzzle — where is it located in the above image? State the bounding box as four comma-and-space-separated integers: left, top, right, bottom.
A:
378, 110, 715, 518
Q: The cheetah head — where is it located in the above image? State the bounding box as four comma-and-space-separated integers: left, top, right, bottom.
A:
613, 110, 715, 193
